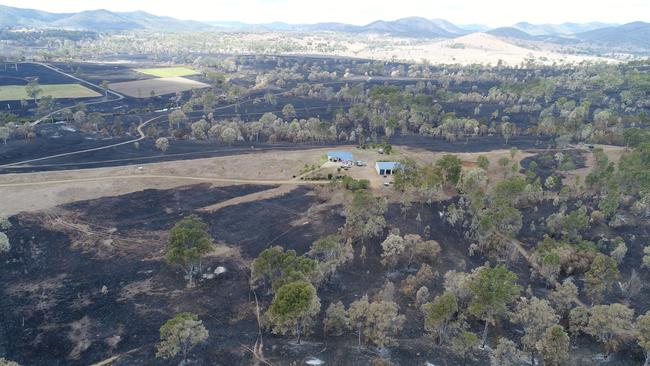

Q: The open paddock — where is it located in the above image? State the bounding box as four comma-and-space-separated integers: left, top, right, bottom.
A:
108, 76, 210, 98
134, 66, 200, 77
0, 83, 101, 101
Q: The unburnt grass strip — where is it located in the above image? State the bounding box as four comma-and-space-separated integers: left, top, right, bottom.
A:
0, 84, 101, 101
134, 66, 200, 78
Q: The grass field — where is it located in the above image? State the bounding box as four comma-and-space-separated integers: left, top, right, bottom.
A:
0, 84, 102, 101
134, 67, 200, 78
108, 76, 210, 98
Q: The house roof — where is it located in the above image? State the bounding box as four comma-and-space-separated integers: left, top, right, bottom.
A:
327, 151, 353, 161
376, 162, 399, 170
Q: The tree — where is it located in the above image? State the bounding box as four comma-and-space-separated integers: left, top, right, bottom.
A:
266, 281, 321, 344
584, 253, 619, 304
168, 109, 187, 130
156, 312, 208, 363
636, 311, 650, 366
548, 280, 578, 318
36, 96, 55, 118
282, 104, 296, 119
364, 300, 406, 348
510, 147, 519, 159
0, 126, 10, 144
155, 137, 170, 152
490, 338, 525, 366
250, 246, 319, 293
401, 264, 435, 296
436, 154, 462, 186
73, 110, 86, 125
380, 233, 405, 267
422, 291, 458, 345
536, 325, 570, 366
0, 232, 9, 253
610, 237, 627, 264
450, 331, 480, 361
165, 215, 213, 287
643, 246, 650, 269
349, 294, 405, 350
0, 358, 21, 366
416, 286, 430, 306
342, 191, 387, 243
25, 78, 41, 102
349, 295, 370, 347
324, 301, 348, 336
585, 304, 635, 358
501, 122, 514, 144
620, 269, 642, 303
190, 119, 209, 140
568, 306, 589, 345
477, 155, 490, 171
510, 297, 559, 365
498, 157, 510, 178
220, 127, 238, 145
468, 265, 521, 347
600, 185, 621, 219
0, 214, 11, 231
309, 235, 353, 280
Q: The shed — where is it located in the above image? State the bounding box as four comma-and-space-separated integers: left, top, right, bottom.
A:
327, 151, 354, 162
376, 162, 399, 175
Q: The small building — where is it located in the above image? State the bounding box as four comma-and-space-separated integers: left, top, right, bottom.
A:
327, 151, 353, 162
375, 162, 399, 175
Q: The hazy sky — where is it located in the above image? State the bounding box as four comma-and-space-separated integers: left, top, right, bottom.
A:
1, 0, 648, 26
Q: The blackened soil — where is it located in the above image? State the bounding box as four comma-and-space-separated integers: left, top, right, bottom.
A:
4, 181, 637, 365
0, 183, 493, 366
520, 148, 587, 183
390, 134, 552, 153
1, 134, 551, 174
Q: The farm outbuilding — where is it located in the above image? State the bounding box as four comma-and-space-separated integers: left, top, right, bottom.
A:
376, 162, 399, 175
327, 151, 353, 162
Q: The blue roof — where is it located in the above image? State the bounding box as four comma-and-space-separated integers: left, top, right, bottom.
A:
327, 151, 353, 161
376, 162, 399, 170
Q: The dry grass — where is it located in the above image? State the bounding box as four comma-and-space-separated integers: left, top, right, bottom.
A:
561, 144, 627, 188
134, 67, 199, 78
108, 76, 209, 98
0, 147, 329, 215
67, 316, 93, 360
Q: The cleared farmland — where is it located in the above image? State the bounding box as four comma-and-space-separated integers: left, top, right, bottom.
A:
134, 66, 200, 77
107, 76, 210, 98
0, 84, 101, 101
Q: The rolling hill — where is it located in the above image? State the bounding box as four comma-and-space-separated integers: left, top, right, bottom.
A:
0, 4, 648, 52
513, 21, 617, 36
576, 22, 650, 48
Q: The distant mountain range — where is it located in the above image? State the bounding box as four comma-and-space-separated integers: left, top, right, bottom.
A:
512, 22, 616, 36
0, 5, 211, 31
1, 4, 649, 50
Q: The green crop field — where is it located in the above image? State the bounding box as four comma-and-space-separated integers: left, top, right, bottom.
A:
134, 67, 200, 77
0, 84, 102, 101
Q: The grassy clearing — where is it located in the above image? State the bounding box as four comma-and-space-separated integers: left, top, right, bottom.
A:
134, 67, 200, 78
0, 84, 101, 101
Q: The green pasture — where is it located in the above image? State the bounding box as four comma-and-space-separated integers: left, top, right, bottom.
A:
0, 84, 101, 101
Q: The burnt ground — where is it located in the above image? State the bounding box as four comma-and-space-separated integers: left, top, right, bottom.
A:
50, 62, 156, 84
1, 182, 647, 365
0, 134, 550, 174
0, 182, 503, 366
519, 148, 587, 183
